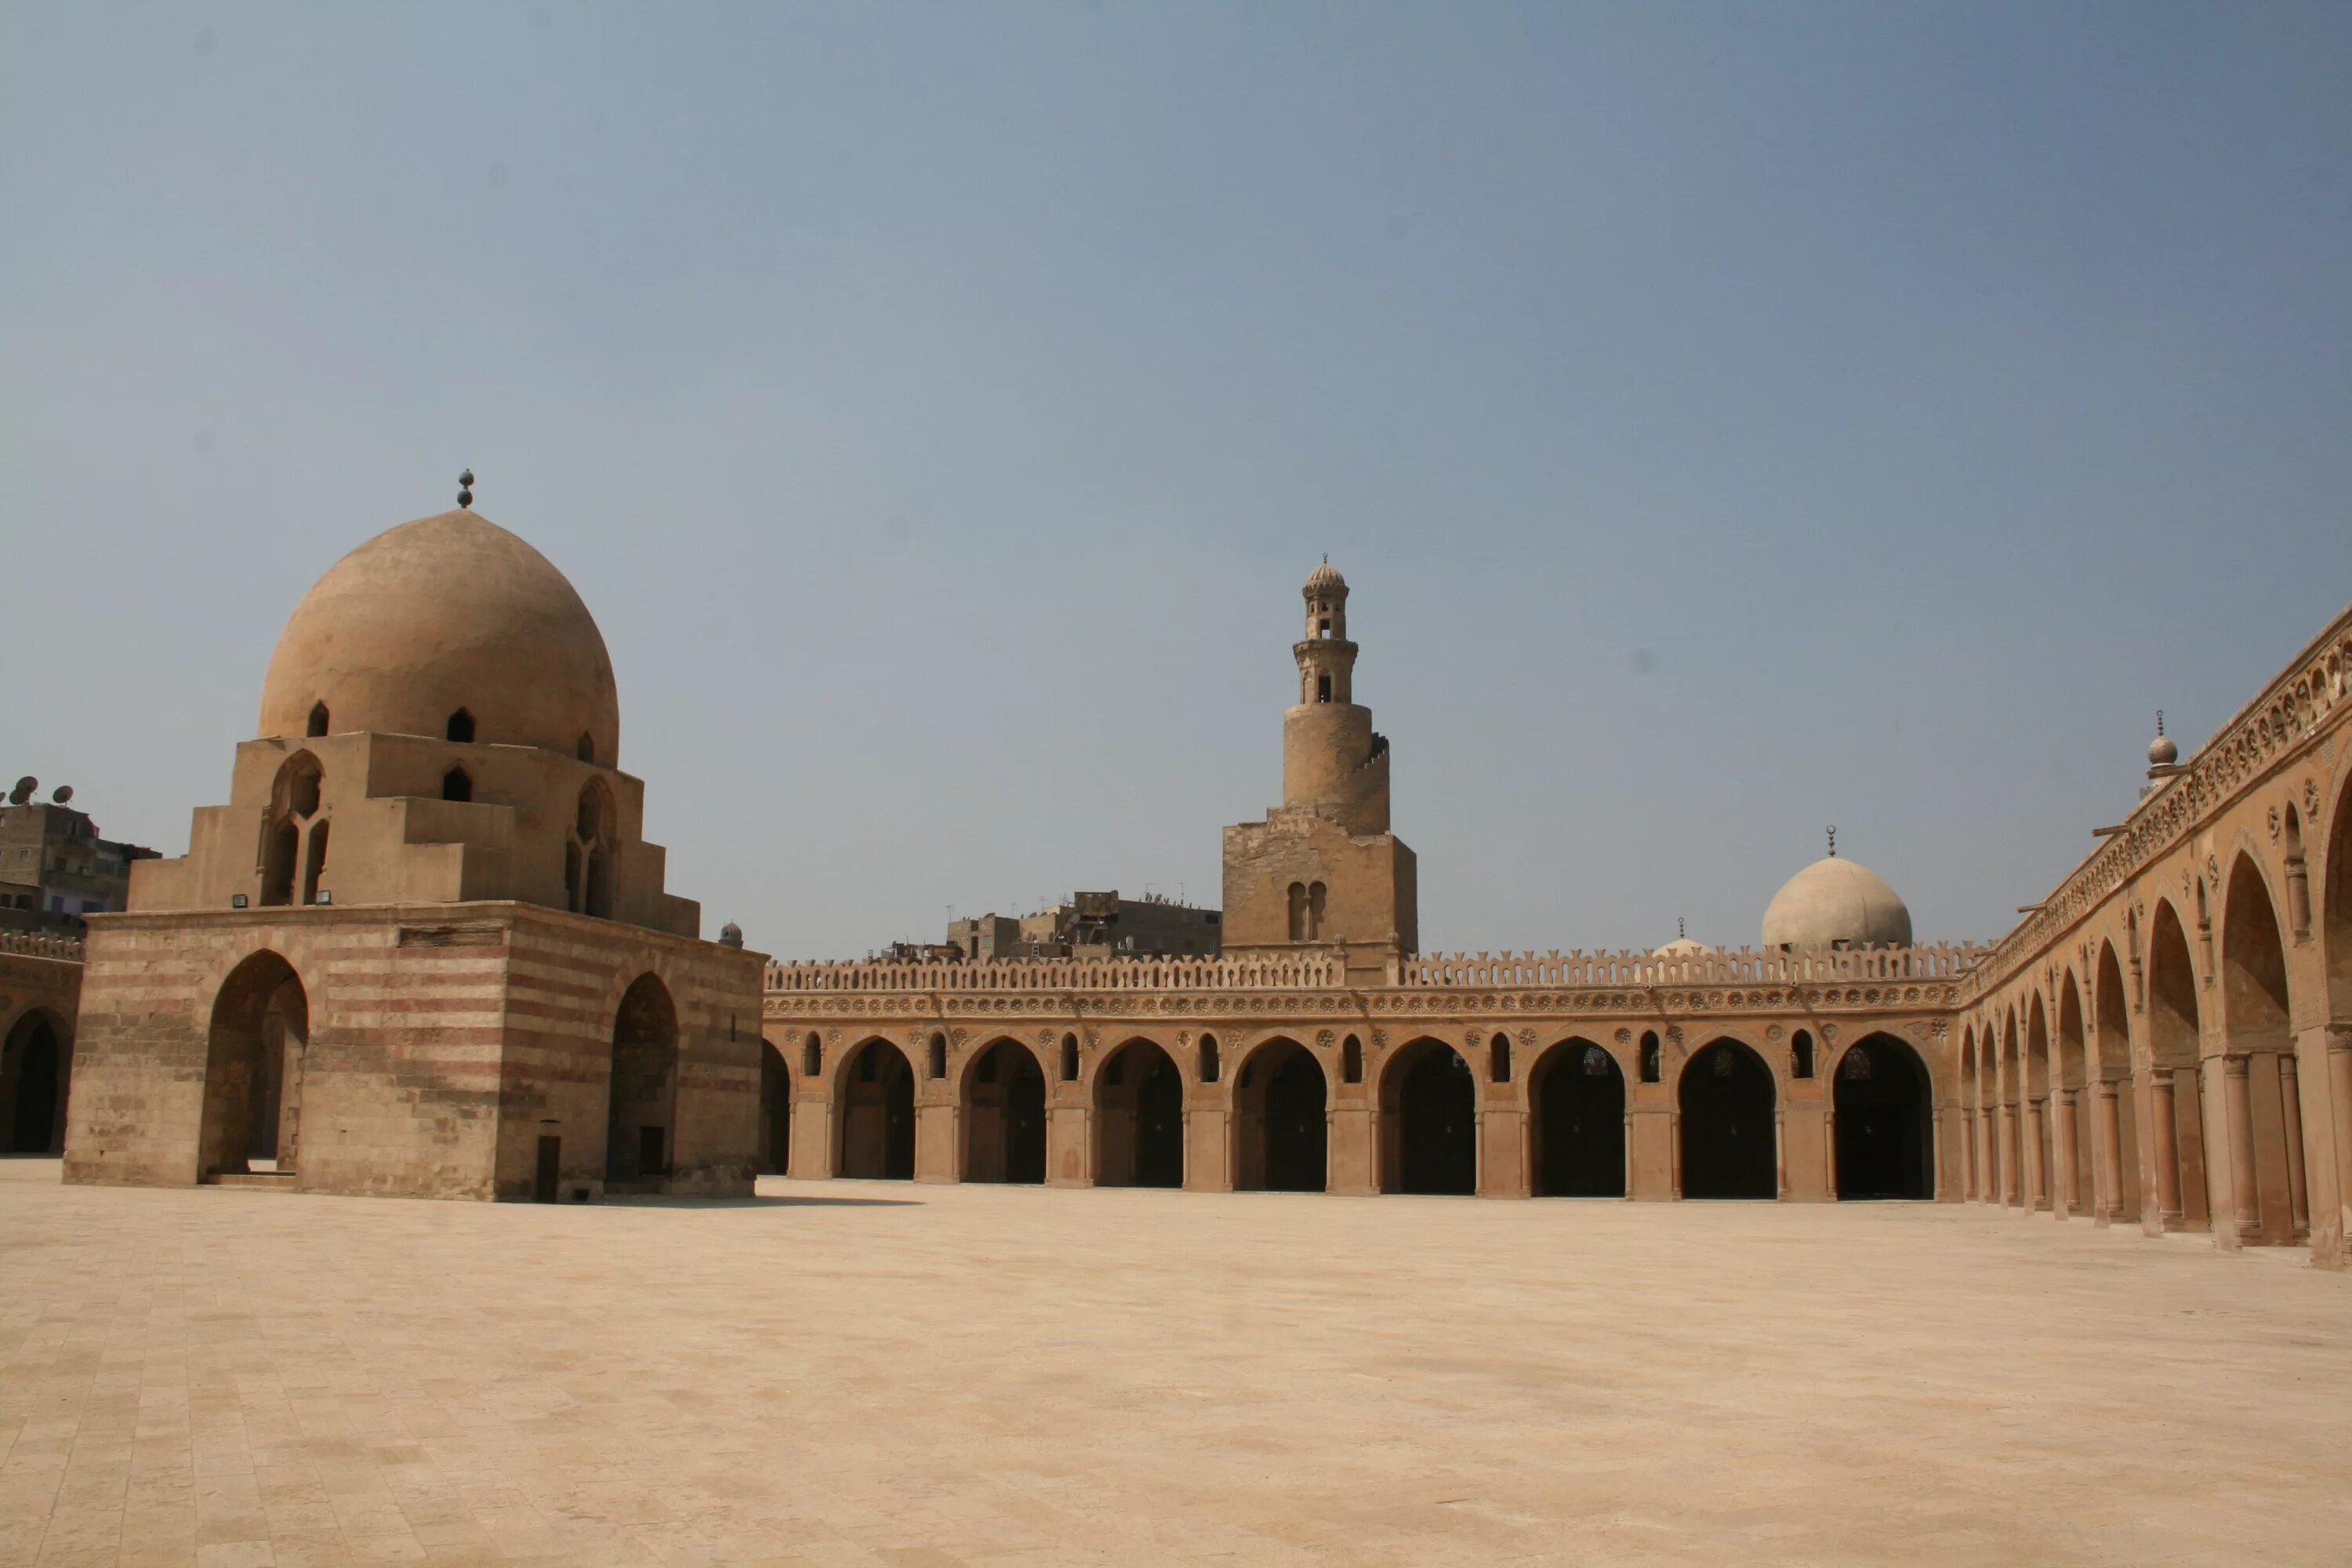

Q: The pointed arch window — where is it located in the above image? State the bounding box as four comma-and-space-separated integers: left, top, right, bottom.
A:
446, 709, 475, 743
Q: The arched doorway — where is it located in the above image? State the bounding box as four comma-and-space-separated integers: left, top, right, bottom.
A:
2220, 855, 2306, 1243
1095, 1039, 1183, 1188
962, 1040, 1045, 1184
2147, 898, 2210, 1230
758, 1041, 791, 1175
1833, 1035, 1933, 1200
1530, 1039, 1624, 1196
199, 952, 307, 1181
1, 1012, 69, 1154
1679, 1039, 1775, 1199
606, 974, 678, 1189
837, 1039, 915, 1179
1233, 1039, 1326, 1192
1380, 1038, 1475, 1195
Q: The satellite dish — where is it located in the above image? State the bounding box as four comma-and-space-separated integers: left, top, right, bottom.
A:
7, 777, 33, 806
51, 785, 73, 805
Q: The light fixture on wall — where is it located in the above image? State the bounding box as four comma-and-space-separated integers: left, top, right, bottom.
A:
314, 890, 332, 906
230, 894, 248, 909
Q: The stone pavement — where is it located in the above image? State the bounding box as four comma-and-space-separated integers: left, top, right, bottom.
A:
2, 1160, 2347, 1566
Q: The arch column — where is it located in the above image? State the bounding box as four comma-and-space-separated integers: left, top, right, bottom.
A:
1185, 1087, 1232, 1192
2317, 1027, 2352, 1268
2000, 1102, 2020, 1206
1478, 1101, 1528, 1199
1975, 1100, 1994, 1203
2151, 1069, 2185, 1230
2024, 1097, 2048, 1211
2096, 1081, 2125, 1225
2053, 1089, 2080, 1218
915, 1096, 958, 1183
2223, 1056, 2262, 1242
2280, 1052, 2309, 1240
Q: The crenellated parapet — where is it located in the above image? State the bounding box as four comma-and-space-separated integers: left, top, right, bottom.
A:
1959, 601, 2350, 1005
0, 931, 85, 963
761, 942, 1984, 1025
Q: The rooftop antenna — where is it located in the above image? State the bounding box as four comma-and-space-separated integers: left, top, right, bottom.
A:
1826, 825, 1838, 858
457, 468, 474, 509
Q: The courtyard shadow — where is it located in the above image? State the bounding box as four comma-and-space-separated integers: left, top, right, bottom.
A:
604, 1194, 924, 1209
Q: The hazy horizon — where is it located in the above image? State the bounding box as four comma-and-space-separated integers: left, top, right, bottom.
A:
5, 3, 2347, 959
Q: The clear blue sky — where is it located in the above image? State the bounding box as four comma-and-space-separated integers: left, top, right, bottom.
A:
4, 3, 2347, 959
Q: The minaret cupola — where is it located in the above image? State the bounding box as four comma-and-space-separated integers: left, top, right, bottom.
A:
1298, 557, 1356, 706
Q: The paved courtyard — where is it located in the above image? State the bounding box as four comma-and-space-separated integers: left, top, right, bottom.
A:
2, 1160, 2348, 1567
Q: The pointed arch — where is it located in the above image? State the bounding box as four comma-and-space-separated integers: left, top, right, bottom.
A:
1833, 1034, 1933, 1200
2147, 897, 2210, 1231
1529, 1037, 1625, 1197
1232, 1036, 1325, 1192
200, 951, 308, 1181
961, 1037, 1046, 1184
758, 1040, 792, 1175
2220, 852, 2306, 1243
2055, 970, 2092, 1214
836, 1037, 914, 1180
1094, 1036, 1183, 1188
0, 1009, 72, 1155
1678, 1038, 1776, 1199
2092, 939, 2141, 1223
605, 973, 678, 1189
1378, 1036, 1475, 1195
2025, 991, 2053, 1210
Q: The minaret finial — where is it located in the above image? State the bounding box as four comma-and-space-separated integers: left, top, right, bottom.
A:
457, 468, 474, 509
1826, 825, 1837, 858
2155, 709, 2165, 737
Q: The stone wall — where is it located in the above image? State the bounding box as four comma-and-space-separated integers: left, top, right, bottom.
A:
64, 902, 763, 1200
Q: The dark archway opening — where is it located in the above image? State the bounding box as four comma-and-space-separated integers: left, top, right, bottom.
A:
605, 974, 679, 1189
1236, 1040, 1326, 1192
1532, 1040, 1624, 1196
837, 1040, 915, 1179
759, 1042, 791, 1175
1834, 1035, 1933, 1199
199, 952, 308, 1180
1095, 1040, 1183, 1188
1679, 1039, 1776, 1199
1, 1014, 67, 1154
964, 1040, 1046, 1184
1381, 1038, 1475, 1195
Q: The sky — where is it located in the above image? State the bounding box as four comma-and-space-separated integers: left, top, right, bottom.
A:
3, 2, 2348, 960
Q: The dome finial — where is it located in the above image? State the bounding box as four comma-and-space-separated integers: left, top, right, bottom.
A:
2147, 710, 2179, 768
1677, 915, 1686, 939
457, 468, 474, 509
1826, 825, 1837, 858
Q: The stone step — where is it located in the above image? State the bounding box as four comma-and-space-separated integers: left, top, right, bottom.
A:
209, 1171, 298, 1191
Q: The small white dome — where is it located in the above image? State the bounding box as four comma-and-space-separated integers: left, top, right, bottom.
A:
1762, 856, 1913, 950
1653, 937, 1711, 957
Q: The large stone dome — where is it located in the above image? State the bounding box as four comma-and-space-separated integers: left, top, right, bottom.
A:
258, 510, 620, 764
1761, 856, 1912, 950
